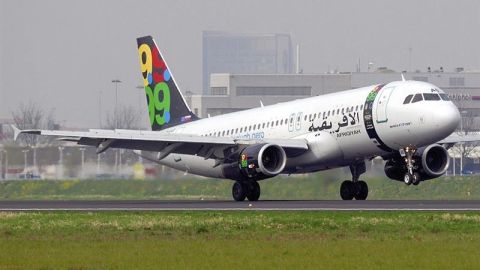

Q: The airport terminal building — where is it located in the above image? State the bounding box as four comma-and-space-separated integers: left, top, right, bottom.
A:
186, 70, 480, 120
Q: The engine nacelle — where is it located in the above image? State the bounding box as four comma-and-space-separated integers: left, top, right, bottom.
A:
222, 143, 287, 181
384, 144, 450, 182
416, 144, 450, 180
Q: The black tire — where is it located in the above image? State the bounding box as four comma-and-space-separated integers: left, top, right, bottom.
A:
232, 182, 247, 201
246, 181, 261, 201
354, 181, 369, 200
412, 172, 421, 186
340, 181, 354, 200
403, 173, 413, 185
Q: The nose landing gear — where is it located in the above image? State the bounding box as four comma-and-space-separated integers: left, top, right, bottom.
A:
340, 161, 369, 200
400, 146, 422, 186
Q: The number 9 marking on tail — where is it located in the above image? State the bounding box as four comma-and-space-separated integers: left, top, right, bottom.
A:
138, 44, 153, 86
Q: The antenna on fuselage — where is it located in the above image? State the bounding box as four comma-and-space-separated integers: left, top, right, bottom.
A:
401, 73, 406, 82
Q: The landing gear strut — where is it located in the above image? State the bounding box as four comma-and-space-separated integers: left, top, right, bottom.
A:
340, 161, 369, 200
400, 146, 421, 186
232, 181, 261, 201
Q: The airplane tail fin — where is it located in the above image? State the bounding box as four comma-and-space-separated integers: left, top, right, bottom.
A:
136, 36, 198, 131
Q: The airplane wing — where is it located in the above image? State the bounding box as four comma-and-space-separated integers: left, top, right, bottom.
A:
12, 126, 308, 160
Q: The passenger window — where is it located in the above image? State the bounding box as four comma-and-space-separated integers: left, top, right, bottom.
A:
439, 94, 450, 101
411, 94, 423, 103
403, 94, 413, 104
275, 120, 279, 126
423, 93, 441, 101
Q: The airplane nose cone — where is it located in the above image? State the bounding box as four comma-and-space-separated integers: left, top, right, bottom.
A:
435, 104, 460, 136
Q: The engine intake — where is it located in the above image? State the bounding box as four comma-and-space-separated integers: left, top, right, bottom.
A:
418, 144, 450, 178
239, 143, 287, 178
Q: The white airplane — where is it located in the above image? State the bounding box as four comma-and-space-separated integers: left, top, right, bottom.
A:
14, 36, 470, 201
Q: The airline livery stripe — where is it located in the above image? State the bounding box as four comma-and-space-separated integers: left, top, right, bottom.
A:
363, 84, 394, 152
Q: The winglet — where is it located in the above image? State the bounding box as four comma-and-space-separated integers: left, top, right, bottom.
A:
401, 73, 406, 82
11, 125, 21, 142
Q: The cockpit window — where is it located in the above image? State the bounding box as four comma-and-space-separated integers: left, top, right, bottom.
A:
439, 93, 450, 101
411, 93, 423, 103
403, 94, 413, 104
423, 93, 441, 101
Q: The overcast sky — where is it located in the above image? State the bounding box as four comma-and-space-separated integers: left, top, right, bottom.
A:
1, 0, 480, 127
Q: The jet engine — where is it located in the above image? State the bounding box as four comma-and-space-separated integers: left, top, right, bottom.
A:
222, 143, 287, 181
384, 144, 450, 182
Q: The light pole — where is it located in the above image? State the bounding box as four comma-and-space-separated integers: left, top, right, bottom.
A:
99, 90, 103, 128
21, 149, 29, 177
460, 110, 468, 176
58, 146, 64, 179
112, 79, 122, 129
32, 146, 37, 175
79, 148, 85, 179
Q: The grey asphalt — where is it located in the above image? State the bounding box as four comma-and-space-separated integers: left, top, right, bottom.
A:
0, 200, 480, 211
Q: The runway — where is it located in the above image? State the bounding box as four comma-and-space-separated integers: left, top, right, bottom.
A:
1, 200, 480, 211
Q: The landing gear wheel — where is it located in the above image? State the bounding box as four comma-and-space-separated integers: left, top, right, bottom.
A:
404, 173, 413, 185
232, 182, 247, 201
340, 181, 355, 200
412, 172, 421, 186
354, 181, 369, 200
246, 181, 261, 201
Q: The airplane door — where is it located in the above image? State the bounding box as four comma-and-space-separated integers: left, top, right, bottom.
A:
376, 86, 395, 123
295, 112, 302, 131
288, 113, 295, 132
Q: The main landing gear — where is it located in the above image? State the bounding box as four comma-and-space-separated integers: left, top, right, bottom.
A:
232, 181, 261, 201
401, 146, 421, 186
340, 161, 369, 200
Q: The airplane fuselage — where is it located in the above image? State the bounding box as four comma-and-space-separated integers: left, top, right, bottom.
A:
155, 80, 460, 179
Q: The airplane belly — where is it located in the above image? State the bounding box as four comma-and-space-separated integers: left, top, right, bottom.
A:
158, 154, 226, 179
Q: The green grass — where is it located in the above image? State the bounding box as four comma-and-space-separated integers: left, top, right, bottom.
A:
0, 211, 480, 269
1, 173, 480, 200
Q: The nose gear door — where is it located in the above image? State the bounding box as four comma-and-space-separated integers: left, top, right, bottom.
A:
376, 86, 395, 123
